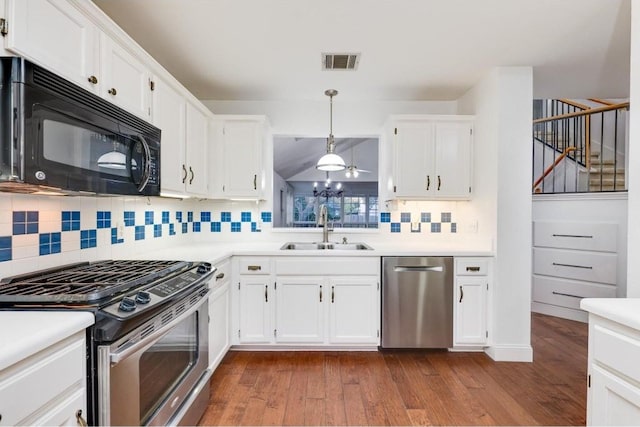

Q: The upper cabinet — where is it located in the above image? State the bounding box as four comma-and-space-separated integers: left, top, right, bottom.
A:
385, 115, 474, 200
100, 35, 152, 120
153, 76, 209, 198
5, 0, 100, 94
211, 116, 268, 199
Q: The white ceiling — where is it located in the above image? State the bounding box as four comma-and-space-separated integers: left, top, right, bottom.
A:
93, 0, 631, 101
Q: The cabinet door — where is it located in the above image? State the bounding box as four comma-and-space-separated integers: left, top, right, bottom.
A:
185, 102, 209, 196
222, 120, 262, 197
590, 364, 640, 425
275, 277, 325, 343
328, 277, 379, 344
209, 281, 229, 370
393, 121, 435, 197
434, 121, 472, 198
101, 36, 151, 119
28, 387, 86, 426
6, 0, 100, 93
238, 278, 272, 343
153, 77, 186, 196
454, 277, 487, 345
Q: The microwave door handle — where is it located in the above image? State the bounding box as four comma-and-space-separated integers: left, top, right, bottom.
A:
136, 135, 152, 193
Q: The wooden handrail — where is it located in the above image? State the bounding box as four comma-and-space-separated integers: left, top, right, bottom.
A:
532, 147, 577, 191
559, 98, 590, 110
588, 98, 615, 106
533, 102, 629, 124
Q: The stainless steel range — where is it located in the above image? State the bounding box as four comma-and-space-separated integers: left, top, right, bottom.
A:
0, 259, 215, 426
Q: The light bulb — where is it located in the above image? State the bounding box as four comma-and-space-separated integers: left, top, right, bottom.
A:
336, 183, 342, 190
353, 170, 359, 178
345, 170, 351, 178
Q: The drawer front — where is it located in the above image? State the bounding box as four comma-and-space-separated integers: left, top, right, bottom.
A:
532, 275, 616, 310
533, 247, 617, 284
592, 323, 640, 383
275, 257, 379, 276
533, 221, 617, 252
455, 258, 489, 276
0, 332, 85, 426
238, 257, 271, 274
211, 258, 231, 290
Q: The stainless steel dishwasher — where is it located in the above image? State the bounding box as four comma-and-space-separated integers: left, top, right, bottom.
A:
381, 256, 453, 348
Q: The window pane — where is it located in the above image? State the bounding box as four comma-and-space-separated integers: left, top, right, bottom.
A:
293, 195, 316, 226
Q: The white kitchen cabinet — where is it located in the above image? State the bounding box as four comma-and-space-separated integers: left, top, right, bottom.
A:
453, 258, 490, 347
387, 116, 473, 200
275, 277, 325, 343
5, 0, 100, 94
209, 259, 230, 371
234, 257, 274, 344
153, 76, 210, 197
581, 300, 640, 426
0, 330, 87, 426
328, 277, 379, 344
232, 256, 380, 348
100, 35, 152, 120
212, 116, 268, 199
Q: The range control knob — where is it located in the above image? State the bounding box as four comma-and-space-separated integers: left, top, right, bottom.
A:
135, 291, 151, 304
197, 262, 212, 274
118, 297, 137, 312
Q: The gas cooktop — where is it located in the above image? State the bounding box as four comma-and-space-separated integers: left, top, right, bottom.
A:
0, 260, 192, 303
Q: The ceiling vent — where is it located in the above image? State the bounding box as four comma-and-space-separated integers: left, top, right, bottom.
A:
322, 53, 360, 70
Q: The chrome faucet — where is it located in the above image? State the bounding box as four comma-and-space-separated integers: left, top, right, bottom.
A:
318, 204, 331, 243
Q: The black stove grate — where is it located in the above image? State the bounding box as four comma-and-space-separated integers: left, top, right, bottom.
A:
0, 260, 190, 303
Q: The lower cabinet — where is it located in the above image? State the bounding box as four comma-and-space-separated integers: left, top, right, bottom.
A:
453, 257, 490, 347
582, 307, 640, 425
232, 256, 380, 347
0, 331, 87, 426
208, 259, 231, 370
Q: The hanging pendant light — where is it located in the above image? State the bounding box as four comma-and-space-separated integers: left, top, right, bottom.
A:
97, 140, 129, 170
316, 89, 346, 171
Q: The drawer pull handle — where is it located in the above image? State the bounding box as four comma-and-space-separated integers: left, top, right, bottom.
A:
466, 266, 481, 272
552, 262, 593, 270
320, 285, 323, 302
265, 285, 268, 302
215, 273, 225, 280
552, 233, 593, 239
247, 265, 262, 271
552, 291, 584, 299
331, 286, 335, 303
76, 410, 88, 427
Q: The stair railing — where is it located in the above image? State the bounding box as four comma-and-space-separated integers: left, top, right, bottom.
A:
532, 100, 629, 193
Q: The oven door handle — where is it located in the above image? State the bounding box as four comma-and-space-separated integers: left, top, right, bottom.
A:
136, 135, 152, 193
109, 288, 211, 365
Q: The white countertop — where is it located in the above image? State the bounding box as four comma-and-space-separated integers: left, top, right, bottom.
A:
0, 311, 94, 371
580, 298, 640, 331
138, 241, 494, 265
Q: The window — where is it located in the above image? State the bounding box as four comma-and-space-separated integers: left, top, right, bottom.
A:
292, 193, 378, 228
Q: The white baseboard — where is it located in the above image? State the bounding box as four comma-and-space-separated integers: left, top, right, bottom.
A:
485, 344, 533, 362
230, 345, 379, 351
532, 301, 588, 323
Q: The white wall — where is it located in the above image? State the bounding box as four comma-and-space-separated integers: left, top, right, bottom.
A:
202, 100, 457, 136
627, 1, 640, 297
458, 67, 534, 362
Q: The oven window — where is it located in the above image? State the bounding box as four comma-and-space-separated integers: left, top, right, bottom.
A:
139, 313, 198, 424
42, 119, 134, 177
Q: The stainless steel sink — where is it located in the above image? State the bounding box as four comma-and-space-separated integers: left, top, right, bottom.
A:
280, 242, 373, 250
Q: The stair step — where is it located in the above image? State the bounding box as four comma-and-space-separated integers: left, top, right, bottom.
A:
590, 159, 616, 166
589, 177, 626, 186
589, 167, 625, 175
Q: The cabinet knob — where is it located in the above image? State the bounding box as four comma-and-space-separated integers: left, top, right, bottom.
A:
108, 88, 117, 96
215, 272, 225, 280
87, 75, 98, 84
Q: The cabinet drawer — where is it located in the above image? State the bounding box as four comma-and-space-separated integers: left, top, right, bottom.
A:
533, 221, 617, 252
532, 275, 616, 310
211, 258, 231, 290
238, 257, 271, 274
592, 323, 640, 383
455, 258, 489, 276
533, 247, 617, 284
0, 332, 85, 426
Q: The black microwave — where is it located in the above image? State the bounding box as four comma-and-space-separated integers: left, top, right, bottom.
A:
0, 57, 160, 196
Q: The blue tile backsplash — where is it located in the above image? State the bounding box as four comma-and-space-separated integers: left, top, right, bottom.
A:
13, 211, 39, 235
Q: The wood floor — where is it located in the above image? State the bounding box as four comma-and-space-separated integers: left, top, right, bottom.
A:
199, 313, 588, 426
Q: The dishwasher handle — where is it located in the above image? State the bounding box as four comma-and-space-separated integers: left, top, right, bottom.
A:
393, 266, 444, 273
